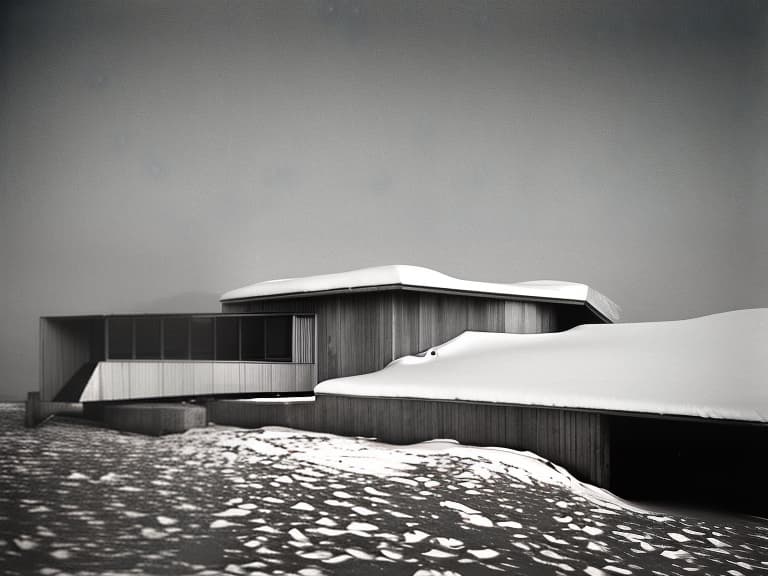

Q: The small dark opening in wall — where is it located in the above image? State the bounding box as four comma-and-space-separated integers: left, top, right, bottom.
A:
610, 416, 768, 517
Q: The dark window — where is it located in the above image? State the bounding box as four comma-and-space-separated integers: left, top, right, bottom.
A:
108, 318, 133, 359
163, 318, 189, 359
266, 316, 292, 361
215, 317, 239, 361
241, 317, 265, 361
135, 317, 161, 359
191, 318, 214, 360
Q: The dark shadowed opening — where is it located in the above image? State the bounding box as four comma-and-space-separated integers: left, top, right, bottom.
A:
609, 416, 768, 517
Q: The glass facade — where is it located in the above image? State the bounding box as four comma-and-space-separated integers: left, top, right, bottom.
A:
266, 316, 292, 361
163, 318, 189, 360
215, 317, 239, 361
134, 317, 161, 359
108, 317, 133, 359
241, 317, 266, 361
106, 315, 296, 362
190, 318, 214, 360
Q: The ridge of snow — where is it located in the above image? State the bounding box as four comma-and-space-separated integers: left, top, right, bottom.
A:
220, 265, 619, 322
315, 308, 768, 423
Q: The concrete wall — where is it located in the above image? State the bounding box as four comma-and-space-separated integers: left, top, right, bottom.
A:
102, 403, 207, 436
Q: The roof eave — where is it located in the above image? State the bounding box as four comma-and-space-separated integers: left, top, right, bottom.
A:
220, 283, 615, 323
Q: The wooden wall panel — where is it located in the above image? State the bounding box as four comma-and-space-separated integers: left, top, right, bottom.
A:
133, 363, 163, 398
223, 294, 393, 382
222, 291, 582, 384
392, 292, 419, 358
80, 361, 315, 401
208, 395, 611, 487
212, 363, 243, 395
209, 399, 317, 430
292, 315, 314, 363
100, 363, 127, 401
193, 363, 215, 396
244, 363, 271, 393
162, 363, 194, 397
392, 292, 554, 358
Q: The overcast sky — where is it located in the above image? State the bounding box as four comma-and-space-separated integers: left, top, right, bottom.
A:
1, 1, 767, 400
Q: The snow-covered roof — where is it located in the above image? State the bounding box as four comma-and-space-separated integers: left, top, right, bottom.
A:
221, 265, 620, 322
315, 309, 768, 423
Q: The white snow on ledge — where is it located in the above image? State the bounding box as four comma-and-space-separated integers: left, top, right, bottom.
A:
316, 309, 768, 423
220, 265, 620, 322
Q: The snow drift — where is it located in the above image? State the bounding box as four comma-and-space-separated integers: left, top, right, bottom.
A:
316, 309, 768, 422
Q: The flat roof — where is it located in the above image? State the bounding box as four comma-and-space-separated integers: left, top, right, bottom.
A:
220, 265, 620, 322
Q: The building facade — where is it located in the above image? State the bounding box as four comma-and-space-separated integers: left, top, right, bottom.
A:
40, 265, 616, 402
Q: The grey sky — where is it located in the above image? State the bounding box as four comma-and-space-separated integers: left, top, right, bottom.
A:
1, 1, 767, 400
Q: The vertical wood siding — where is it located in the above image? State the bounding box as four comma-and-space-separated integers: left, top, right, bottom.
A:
222, 294, 393, 383
292, 315, 315, 363
223, 291, 564, 384
208, 395, 611, 487
40, 317, 104, 401
79, 361, 316, 402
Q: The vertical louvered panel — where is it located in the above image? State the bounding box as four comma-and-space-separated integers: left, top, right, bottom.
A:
292, 315, 315, 363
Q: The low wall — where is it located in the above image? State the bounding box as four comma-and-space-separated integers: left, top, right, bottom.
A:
209, 398, 316, 430
208, 394, 611, 487
102, 403, 207, 436
25, 392, 83, 426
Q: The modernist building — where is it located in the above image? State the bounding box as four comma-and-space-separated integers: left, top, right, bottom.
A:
37, 265, 767, 514
40, 265, 617, 403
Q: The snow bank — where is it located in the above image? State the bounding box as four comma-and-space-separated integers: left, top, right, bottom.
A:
220, 265, 620, 322
246, 427, 624, 508
316, 309, 768, 422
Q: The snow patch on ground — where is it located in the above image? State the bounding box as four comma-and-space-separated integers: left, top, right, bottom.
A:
1, 404, 766, 576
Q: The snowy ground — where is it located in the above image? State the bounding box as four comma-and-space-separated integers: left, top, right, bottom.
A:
1, 404, 766, 576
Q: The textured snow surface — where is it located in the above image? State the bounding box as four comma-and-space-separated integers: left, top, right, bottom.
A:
316, 309, 768, 422
2, 404, 766, 576
220, 265, 620, 321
